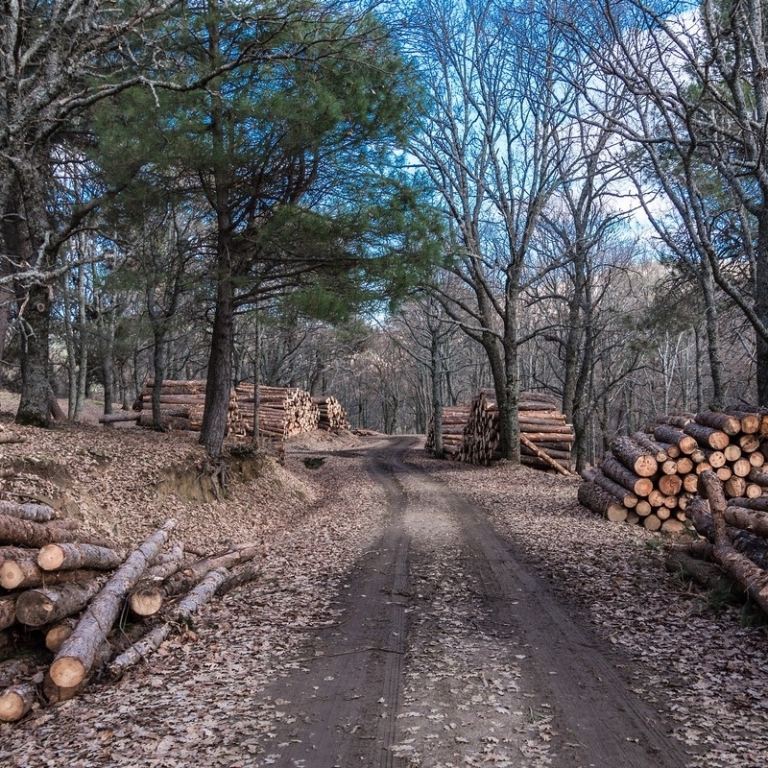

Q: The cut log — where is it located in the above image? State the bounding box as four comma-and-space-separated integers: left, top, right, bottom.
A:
652, 425, 698, 454
658, 474, 682, 497
730, 496, 768, 512
600, 454, 654, 497
700, 471, 768, 616
0, 515, 110, 548
749, 451, 765, 468
723, 444, 742, 463
45, 619, 78, 653
676, 457, 694, 475
724, 476, 747, 498
683, 423, 730, 450
37, 543, 123, 572
631, 432, 669, 462
682, 474, 699, 494
581, 468, 638, 508
98, 412, 141, 424
746, 483, 764, 499
49, 519, 176, 689
643, 514, 662, 531
577, 481, 627, 522
520, 435, 574, 476
43, 641, 111, 704
0, 501, 59, 522
723, 506, 768, 538
15, 579, 106, 627
610, 436, 658, 477
0, 595, 16, 631
661, 519, 685, 534
694, 411, 742, 435
162, 543, 261, 597
740, 434, 762, 453
0, 682, 36, 722
109, 567, 230, 679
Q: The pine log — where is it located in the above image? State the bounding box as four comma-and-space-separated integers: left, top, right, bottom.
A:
676, 457, 694, 474
732, 458, 752, 478
683, 423, 730, 450
520, 435, 574, 476
600, 454, 654, 496
0, 501, 59, 522
658, 474, 683, 497
750, 451, 765, 468
163, 543, 261, 596
635, 500, 652, 516
577, 482, 627, 522
581, 468, 638, 508
723, 506, 768, 538
0, 562, 101, 591
43, 641, 111, 704
0, 595, 16, 631
749, 466, 768, 486
661, 519, 685, 534
15, 579, 106, 627
652, 425, 698, 454
723, 409, 761, 434
45, 619, 78, 653
109, 567, 230, 679
37, 543, 123, 572
682, 474, 699, 494
0, 682, 36, 722
700, 471, 768, 616
724, 476, 747, 498
694, 411, 742, 435
746, 483, 763, 499
740, 434, 761, 453
127, 543, 185, 617
609, 436, 658, 477
702, 450, 726, 468
49, 519, 177, 689
716, 466, 733, 482
631, 432, 669, 462
643, 514, 662, 531
723, 444, 742, 463
0, 514, 103, 548
98, 412, 141, 424
730, 496, 768, 512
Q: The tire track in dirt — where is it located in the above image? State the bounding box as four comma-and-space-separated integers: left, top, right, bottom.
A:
255, 440, 410, 767
257, 436, 690, 767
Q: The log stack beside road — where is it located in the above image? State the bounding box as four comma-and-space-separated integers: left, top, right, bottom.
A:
0, 500, 260, 722
426, 391, 574, 472
312, 396, 350, 431
235, 385, 320, 438
579, 408, 768, 532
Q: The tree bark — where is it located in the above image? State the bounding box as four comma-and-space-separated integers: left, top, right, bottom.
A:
15, 579, 106, 627
37, 543, 123, 572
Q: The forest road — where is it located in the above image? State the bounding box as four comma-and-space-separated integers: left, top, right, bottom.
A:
256, 436, 691, 768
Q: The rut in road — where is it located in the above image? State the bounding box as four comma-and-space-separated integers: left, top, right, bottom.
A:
256, 437, 690, 768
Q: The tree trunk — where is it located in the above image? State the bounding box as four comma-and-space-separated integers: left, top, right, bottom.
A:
16, 281, 52, 427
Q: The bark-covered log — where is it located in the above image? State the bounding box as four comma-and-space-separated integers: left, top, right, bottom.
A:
581, 468, 638, 508
49, 519, 176, 689
0, 514, 108, 548
0, 682, 36, 722
163, 543, 261, 597
109, 567, 230, 679
0, 595, 16, 631
600, 454, 654, 497
652, 425, 698, 454
43, 641, 112, 704
694, 411, 742, 435
98, 411, 141, 424
609, 436, 658, 477
683, 423, 730, 450
37, 543, 123, 572
723, 506, 768, 538
45, 619, 78, 653
730, 496, 768, 512
577, 481, 627, 522
700, 471, 768, 617
0, 501, 59, 522
520, 434, 574, 476
631, 432, 669, 462
15, 579, 106, 627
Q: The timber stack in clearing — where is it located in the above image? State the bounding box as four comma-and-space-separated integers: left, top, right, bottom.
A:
0, 501, 260, 722
235, 385, 320, 439
579, 408, 768, 533
101, 380, 349, 440
426, 391, 574, 472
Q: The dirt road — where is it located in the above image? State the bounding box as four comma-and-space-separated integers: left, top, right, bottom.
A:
258, 436, 690, 768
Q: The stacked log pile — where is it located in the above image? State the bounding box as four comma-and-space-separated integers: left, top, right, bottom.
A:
312, 396, 350, 431
0, 502, 260, 722
425, 405, 472, 458
456, 391, 574, 472
134, 380, 244, 437
675, 471, 768, 619
235, 385, 320, 438
579, 408, 768, 533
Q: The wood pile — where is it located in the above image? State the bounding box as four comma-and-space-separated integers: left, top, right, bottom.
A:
0, 501, 260, 722
456, 390, 574, 472
671, 471, 768, 620
134, 380, 244, 436
579, 408, 768, 533
425, 405, 472, 458
312, 396, 350, 431
235, 385, 320, 439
